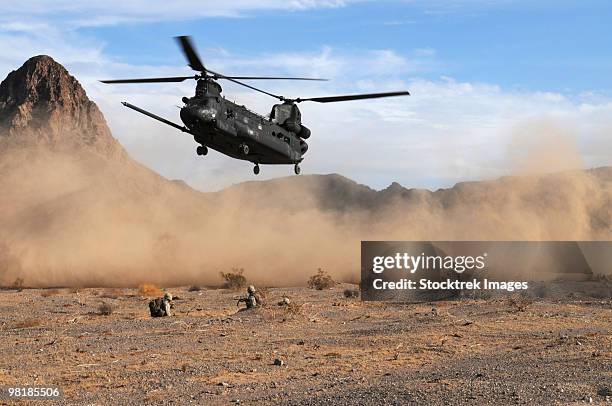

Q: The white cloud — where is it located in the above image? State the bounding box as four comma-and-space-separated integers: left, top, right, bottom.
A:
0, 1, 356, 28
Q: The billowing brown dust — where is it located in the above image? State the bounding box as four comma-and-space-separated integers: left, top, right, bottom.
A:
0, 122, 610, 288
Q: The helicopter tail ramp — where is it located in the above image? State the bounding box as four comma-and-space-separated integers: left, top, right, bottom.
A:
121, 102, 194, 135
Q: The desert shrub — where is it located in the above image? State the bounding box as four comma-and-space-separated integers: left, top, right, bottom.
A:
343, 288, 360, 298
40, 289, 60, 297
138, 283, 162, 297
308, 268, 335, 290
98, 302, 113, 316
220, 268, 247, 290
188, 285, 201, 292
12, 277, 24, 292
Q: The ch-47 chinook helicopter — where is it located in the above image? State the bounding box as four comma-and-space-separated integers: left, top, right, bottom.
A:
101, 36, 410, 175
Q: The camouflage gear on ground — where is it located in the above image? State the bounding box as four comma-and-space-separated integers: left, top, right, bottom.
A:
149, 295, 173, 317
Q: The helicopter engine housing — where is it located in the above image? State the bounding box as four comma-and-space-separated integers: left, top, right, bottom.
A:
298, 125, 311, 139
300, 139, 309, 154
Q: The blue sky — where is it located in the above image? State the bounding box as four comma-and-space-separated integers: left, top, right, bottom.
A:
1, 1, 611, 190
78, 0, 612, 93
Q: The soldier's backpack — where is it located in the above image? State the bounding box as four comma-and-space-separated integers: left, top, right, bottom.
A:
149, 298, 165, 317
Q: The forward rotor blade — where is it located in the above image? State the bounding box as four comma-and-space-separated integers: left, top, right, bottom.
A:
100, 76, 197, 84
207, 69, 285, 101
216, 76, 328, 81
175, 36, 206, 72
297, 91, 410, 103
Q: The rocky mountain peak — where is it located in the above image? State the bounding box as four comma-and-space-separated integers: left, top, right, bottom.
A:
0, 55, 125, 159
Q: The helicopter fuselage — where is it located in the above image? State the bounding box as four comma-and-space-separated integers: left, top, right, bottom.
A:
179, 81, 307, 165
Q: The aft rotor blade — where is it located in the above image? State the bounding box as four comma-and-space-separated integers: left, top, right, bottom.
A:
175, 36, 206, 72
207, 69, 285, 101
100, 76, 197, 84
216, 76, 328, 81
297, 91, 410, 103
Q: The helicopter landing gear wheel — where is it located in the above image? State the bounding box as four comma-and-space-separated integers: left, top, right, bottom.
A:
294, 164, 301, 175
240, 144, 249, 155
196, 145, 208, 156
253, 164, 260, 175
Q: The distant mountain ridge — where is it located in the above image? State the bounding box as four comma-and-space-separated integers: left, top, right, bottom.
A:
216, 168, 611, 219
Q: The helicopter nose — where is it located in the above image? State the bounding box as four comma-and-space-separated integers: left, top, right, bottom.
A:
180, 106, 198, 128
180, 105, 217, 129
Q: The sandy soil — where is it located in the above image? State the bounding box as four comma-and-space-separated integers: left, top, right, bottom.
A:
0, 283, 610, 405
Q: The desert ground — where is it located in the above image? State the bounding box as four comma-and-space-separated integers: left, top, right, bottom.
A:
0, 282, 610, 405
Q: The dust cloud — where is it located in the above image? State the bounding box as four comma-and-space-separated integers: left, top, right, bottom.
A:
0, 121, 610, 288
507, 119, 584, 174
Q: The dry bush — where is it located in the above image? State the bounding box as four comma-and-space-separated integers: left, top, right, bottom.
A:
40, 289, 60, 297
98, 302, 113, 316
307, 268, 336, 290
343, 288, 360, 298
220, 268, 247, 290
138, 283, 162, 297
12, 319, 41, 329
506, 293, 534, 312
187, 285, 201, 292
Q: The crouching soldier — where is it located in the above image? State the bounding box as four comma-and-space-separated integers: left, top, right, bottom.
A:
149, 292, 174, 317
237, 285, 262, 310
